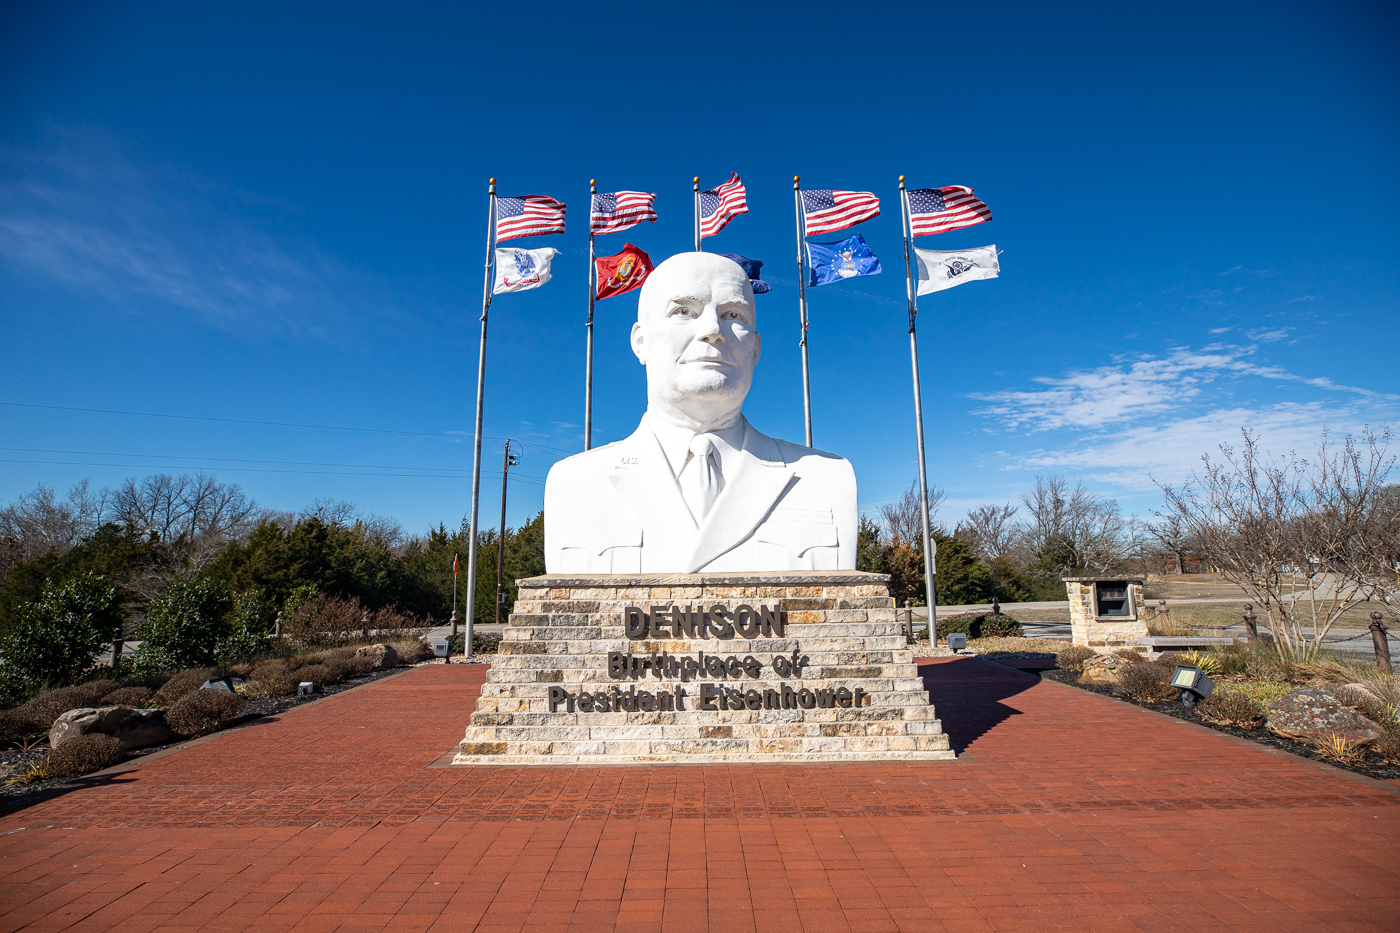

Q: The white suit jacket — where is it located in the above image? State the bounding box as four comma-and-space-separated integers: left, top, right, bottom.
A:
545, 415, 857, 573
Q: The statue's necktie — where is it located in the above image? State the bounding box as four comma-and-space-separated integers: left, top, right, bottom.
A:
681, 434, 722, 523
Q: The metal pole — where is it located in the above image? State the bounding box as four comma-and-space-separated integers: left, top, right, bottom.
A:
464, 178, 496, 660
900, 177, 938, 645
585, 180, 597, 450
693, 176, 701, 251
450, 553, 458, 643
495, 440, 512, 626
793, 176, 813, 448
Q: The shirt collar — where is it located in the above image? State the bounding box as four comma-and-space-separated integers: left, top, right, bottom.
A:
645, 411, 747, 479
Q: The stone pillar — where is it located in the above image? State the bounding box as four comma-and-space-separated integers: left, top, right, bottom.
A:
452, 570, 953, 764
1065, 576, 1147, 651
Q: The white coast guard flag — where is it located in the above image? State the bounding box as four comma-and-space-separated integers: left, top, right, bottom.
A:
914, 244, 999, 295
493, 247, 558, 294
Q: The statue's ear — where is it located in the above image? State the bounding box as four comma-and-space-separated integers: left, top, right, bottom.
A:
752, 330, 761, 366
629, 321, 645, 364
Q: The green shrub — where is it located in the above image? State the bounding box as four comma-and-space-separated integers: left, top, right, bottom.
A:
215, 589, 273, 665
154, 669, 215, 707
1196, 690, 1265, 728
1114, 662, 1179, 702
937, 612, 1022, 640
0, 572, 122, 697
134, 580, 233, 672
101, 686, 154, 707
1056, 646, 1096, 672
46, 733, 126, 778
166, 689, 244, 736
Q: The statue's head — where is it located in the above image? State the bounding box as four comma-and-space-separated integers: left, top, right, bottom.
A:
631, 252, 761, 429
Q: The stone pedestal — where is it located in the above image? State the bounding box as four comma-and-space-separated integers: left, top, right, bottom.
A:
452, 571, 953, 764
1065, 576, 1147, 650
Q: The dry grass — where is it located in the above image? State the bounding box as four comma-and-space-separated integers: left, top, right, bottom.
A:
154, 669, 215, 707
965, 636, 1061, 655
1196, 690, 1266, 728
1310, 735, 1367, 766
1114, 661, 1180, 702
1056, 646, 1097, 672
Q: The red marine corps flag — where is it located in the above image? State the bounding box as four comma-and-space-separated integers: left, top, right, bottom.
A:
594, 243, 654, 300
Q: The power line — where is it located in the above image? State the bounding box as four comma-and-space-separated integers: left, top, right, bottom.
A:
1, 446, 473, 474
0, 400, 581, 456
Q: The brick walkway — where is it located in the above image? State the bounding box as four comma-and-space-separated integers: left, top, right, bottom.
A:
1, 659, 1398, 932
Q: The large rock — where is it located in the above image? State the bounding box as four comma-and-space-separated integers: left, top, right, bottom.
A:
1078, 654, 1129, 686
50, 706, 172, 751
356, 643, 399, 670
1266, 688, 1383, 745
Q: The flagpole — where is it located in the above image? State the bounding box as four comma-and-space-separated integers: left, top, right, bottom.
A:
585, 179, 597, 451
899, 176, 938, 646
792, 177, 814, 447
693, 176, 701, 251
464, 178, 497, 660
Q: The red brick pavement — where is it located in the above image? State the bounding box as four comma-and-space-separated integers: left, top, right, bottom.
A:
1, 658, 1398, 932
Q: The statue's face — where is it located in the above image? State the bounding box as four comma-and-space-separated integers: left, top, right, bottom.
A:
632, 253, 761, 415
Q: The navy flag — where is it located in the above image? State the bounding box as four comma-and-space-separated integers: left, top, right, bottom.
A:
806, 233, 883, 287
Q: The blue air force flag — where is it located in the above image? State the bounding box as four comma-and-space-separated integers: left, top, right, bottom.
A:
805, 232, 883, 287
914, 245, 999, 295
493, 247, 559, 294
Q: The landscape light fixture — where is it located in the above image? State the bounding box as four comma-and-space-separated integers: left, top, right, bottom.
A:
1172, 666, 1214, 705
432, 639, 451, 663
947, 633, 967, 652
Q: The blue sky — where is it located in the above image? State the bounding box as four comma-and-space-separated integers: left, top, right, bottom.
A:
1, 0, 1397, 534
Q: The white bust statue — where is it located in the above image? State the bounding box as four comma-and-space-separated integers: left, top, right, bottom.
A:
544, 252, 857, 573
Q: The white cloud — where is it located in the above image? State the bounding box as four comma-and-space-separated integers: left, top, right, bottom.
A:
1208, 326, 1232, 334
1013, 402, 1393, 492
1246, 327, 1292, 342
972, 345, 1394, 432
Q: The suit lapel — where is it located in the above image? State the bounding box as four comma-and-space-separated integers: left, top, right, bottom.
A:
607, 424, 698, 558
683, 419, 794, 572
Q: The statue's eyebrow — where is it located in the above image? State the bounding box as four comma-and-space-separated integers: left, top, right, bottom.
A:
666, 296, 705, 304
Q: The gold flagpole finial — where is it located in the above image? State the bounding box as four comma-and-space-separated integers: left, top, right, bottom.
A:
693, 176, 700, 186
489, 178, 496, 185
590, 178, 596, 187
898, 175, 905, 183
793, 175, 800, 187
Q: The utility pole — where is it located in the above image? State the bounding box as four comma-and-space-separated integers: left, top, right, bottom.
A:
495, 441, 519, 626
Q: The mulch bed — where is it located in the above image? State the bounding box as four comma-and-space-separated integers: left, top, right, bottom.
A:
0, 660, 458, 802
1039, 666, 1400, 781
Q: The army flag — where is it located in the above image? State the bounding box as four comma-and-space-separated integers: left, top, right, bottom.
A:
914, 245, 999, 295
493, 247, 558, 293
806, 232, 883, 287
594, 243, 653, 300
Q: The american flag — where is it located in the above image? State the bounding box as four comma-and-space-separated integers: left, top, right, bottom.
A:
906, 186, 992, 236
495, 195, 567, 242
801, 189, 880, 236
699, 172, 748, 238
590, 191, 657, 235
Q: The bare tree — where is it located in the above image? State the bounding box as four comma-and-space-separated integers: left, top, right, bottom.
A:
0, 479, 107, 562
1145, 513, 1195, 574
297, 498, 405, 549
1158, 427, 1395, 659
878, 481, 946, 545
955, 503, 1019, 563
109, 473, 262, 570
1020, 474, 1132, 576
